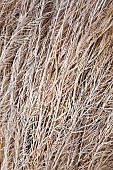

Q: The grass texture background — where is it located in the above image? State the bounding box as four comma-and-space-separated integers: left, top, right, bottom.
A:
0, 0, 113, 169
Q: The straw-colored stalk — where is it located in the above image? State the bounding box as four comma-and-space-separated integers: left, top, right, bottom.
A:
0, 0, 113, 169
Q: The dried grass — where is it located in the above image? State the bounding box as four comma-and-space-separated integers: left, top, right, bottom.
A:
0, 0, 113, 169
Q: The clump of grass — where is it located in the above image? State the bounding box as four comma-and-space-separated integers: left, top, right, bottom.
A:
0, 0, 113, 169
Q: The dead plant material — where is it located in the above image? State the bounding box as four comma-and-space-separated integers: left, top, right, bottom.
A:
0, 0, 113, 170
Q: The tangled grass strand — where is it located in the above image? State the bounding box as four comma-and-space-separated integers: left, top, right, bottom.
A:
0, 0, 113, 170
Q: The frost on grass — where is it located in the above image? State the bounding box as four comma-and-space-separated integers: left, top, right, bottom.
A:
0, 0, 113, 170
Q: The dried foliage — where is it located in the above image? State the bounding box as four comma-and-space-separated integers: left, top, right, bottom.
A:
0, 0, 113, 169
